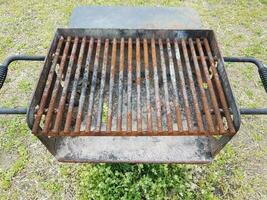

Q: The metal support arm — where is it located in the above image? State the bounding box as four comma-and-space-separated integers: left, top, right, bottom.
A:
224, 57, 267, 115
212, 57, 267, 156
0, 55, 45, 114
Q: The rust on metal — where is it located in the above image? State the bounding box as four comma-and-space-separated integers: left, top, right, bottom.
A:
203, 38, 235, 133
143, 38, 153, 132
166, 38, 183, 130
117, 38, 125, 131
181, 39, 204, 132
42, 36, 71, 133
75, 37, 94, 132
136, 38, 142, 132
188, 38, 215, 133
32, 33, 236, 136
151, 38, 162, 132
174, 39, 192, 131
127, 38, 132, 132
64, 37, 87, 133
53, 37, 79, 133
85, 39, 101, 131
106, 38, 117, 132
41, 130, 225, 136
32, 36, 64, 134
158, 38, 173, 132
196, 38, 225, 133
96, 39, 109, 131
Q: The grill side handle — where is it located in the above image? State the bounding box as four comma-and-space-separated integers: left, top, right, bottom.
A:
0, 55, 45, 114
224, 57, 267, 115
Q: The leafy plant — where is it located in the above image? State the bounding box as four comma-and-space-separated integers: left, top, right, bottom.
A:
78, 164, 196, 200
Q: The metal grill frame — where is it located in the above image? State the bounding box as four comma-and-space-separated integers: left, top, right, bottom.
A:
26, 28, 240, 136
0, 7, 265, 163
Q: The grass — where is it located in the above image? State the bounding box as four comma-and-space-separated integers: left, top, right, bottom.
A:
75, 145, 248, 200
0, 117, 29, 190
42, 181, 62, 195
0, 146, 28, 189
0, 0, 266, 199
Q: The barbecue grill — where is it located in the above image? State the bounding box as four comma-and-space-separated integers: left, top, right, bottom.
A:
0, 7, 266, 163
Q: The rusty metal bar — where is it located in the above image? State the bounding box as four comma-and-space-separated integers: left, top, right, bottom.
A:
32, 36, 64, 134
106, 38, 117, 132
166, 39, 183, 130
64, 37, 87, 133
42, 36, 71, 133
58, 39, 208, 45
196, 38, 224, 132
136, 38, 142, 132
57, 54, 213, 62
74, 37, 94, 132
143, 38, 153, 132
85, 39, 101, 131
96, 39, 109, 131
48, 130, 233, 137
53, 37, 79, 133
158, 39, 173, 132
203, 38, 235, 133
151, 38, 162, 132
188, 38, 215, 132
127, 38, 132, 132
174, 39, 192, 131
117, 38, 125, 131
181, 39, 204, 131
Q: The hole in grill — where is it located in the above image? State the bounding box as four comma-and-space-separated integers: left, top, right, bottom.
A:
31, 34, 236, 136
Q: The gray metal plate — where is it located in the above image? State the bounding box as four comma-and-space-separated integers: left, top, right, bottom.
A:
69, 6, 201, 29
55, 136, 212, 163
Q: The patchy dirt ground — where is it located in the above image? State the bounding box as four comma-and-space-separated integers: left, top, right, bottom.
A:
0, 1, 266, 199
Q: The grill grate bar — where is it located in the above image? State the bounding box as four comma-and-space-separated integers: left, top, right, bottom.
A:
188, 38, 215, 133
127, 38, 133, 132
32, 37, 64, 134
53, 37, 79, 133
75, 37, 94, 132
64, 37, 87, 133
106, 38, 117, 132
159, 38, 173, 132
96, 39, 109, 131
166, 38, 183, 130
174, 39, 192, 131
143, 38, 153, 132
136, 38, 142, 132
85, 39, 101, 131
117, 38, 125, 131
32, 37, 64, 132
151, 38, 163, 132
42, 36, 71, 133
196, 38, 225, 133
181, 39, 204, 131
203, 38, 235, 133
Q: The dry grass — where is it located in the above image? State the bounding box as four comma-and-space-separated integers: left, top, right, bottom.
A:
0, 0, 266, 199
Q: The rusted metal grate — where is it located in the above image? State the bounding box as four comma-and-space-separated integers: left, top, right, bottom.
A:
32, 35, 236, 136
